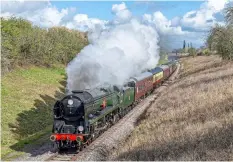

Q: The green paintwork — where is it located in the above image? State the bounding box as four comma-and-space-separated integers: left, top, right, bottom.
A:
83, 91, 120, 125
81, 62, 178, 131
82, 85, 135, 128
121, 87, 135, 108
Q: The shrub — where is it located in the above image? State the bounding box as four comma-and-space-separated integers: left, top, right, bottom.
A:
188, 48, 196, 57
1, 17, 88, 75
207, 25, 233, 60
206, 6, 233, 60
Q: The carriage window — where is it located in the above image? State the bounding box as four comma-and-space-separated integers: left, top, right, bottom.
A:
128, 81, 135, 87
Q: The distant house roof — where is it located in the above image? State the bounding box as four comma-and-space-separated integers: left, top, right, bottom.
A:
130, 71, 153, 82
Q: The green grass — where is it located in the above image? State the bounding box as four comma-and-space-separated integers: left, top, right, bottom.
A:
158, 54, 168, 65
1, 66, 66, 159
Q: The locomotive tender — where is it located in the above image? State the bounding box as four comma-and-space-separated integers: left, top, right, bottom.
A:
50, 60, 178, 151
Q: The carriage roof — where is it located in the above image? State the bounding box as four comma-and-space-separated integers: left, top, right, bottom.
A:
149, 67, 163, 75
130, 71, 153, 82
158, 65, 169, 70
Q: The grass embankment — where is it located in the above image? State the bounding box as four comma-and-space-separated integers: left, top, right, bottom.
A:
1, 66, 66, 159
112, 55, 233, 161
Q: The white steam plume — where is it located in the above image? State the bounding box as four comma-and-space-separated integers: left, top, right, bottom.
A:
66, 3, 160, 91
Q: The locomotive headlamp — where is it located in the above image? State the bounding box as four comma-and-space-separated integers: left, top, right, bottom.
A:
68, 99, 73, 105
50, 135, 56, 141
78, 126, 84, 132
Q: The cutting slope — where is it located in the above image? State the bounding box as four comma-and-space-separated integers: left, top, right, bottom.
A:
2, 66, 65, 159
110, 55, 233, 161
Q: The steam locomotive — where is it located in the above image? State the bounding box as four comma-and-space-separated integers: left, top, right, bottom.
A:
50, 60, 179, 151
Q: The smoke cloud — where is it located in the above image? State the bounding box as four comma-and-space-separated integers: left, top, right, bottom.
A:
66, 3, 160, 91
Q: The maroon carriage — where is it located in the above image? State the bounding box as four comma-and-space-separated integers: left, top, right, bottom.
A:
130, 72, 153, 101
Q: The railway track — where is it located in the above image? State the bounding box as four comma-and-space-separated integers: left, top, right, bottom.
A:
45, 148, 81, 161
44, 112, 127, 161
44, 99, 141, 161
45, 64, 180, 161
45, 92, 160, 161
46, 153, 77, 161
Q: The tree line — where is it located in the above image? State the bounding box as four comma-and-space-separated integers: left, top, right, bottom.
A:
1, 17, 88, 75
173, 40, 196, 57
207, 5, 233, 60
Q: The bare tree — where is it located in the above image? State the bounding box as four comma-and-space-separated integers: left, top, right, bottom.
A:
225, 6, 233, 25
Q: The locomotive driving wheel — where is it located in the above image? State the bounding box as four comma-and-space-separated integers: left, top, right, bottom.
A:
112, 114, 120, 125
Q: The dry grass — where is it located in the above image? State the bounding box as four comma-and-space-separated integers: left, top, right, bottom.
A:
111, 55, 233, 161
